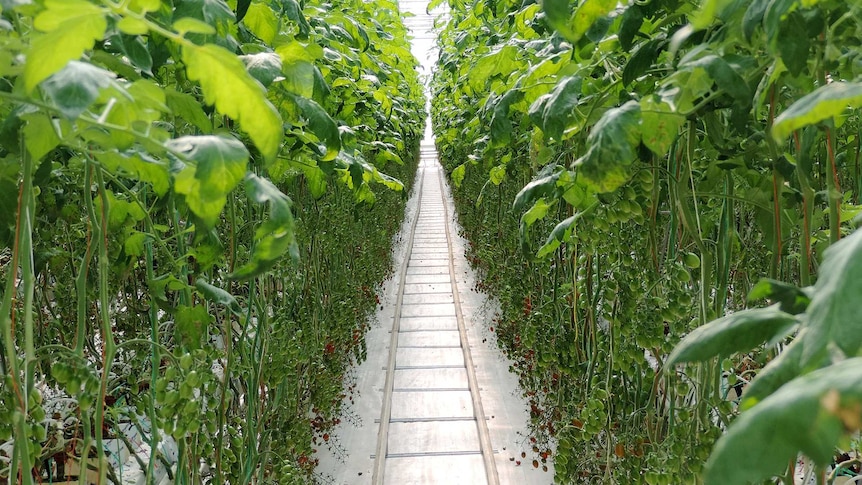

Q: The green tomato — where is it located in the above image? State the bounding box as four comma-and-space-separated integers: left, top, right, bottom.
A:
683, 252, 700, 269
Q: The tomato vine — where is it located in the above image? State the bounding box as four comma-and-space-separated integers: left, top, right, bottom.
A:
0, 0, 424, 483
431, 0, 862, 483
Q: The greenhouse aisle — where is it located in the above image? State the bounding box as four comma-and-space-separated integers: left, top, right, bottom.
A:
312, 2, 554, 484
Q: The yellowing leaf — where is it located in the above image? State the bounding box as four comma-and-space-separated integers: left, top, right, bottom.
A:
452, 163, 466, 188
243, 2, 278, 44
25, 0, 107, 92
181, 43, 282, 163
117, 17, 149, 35
129, 0, 161, 13
173, 17, 216, 35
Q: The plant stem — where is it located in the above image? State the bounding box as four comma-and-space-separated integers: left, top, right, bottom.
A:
825, 126, 841, 243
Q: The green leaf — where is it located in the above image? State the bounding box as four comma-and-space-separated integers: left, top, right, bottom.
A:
116, 34, 153, 74
742, 0, 769, 41
686, 55, 750, 105
747, 278, 811, 315
489, 165, 506, 186
452, 163, 466, 188
174, 304, 211, 350
522, 197, 551, 226
488, 89, 523, 148
280, 0, 310, 39
541, 0, 615, 44
666, 305, 799, 366
173, 17, 216, 36
571, 0, 616, 42
165, 88, 213, 133
235, 0, 251, 22
618, 4, 644, 51
173, 0, 235, 35
129, 0, 160, 14
21, 114, 59, 160
513, 168, 562, 213
181, 43, 282, 163
25, 0, 107, 92
41, 61, 121, 119
229, 173, 299, 281
772, 82, 862, 143
640, 95, 683, 156
97, 150, 171, 196
740, 336, 805, 410
124, 231, 148, 257
287, 93, 340, 161
117, 17, 148, 35
777, 11, 809, 77
468, 45, 519, 92
169, 135, 249, 227
703, 358, 862, 485
801, 228, 862, 367
537, 213, 578, 259
537, 76, 582, 141
691, 0, 736, 30
242, 2, 278, 44
240, 53, 283, 88
573, 101, 641, 193
277, 41, 316, 98
195, 278, 241, 314
623, 38, 661, 87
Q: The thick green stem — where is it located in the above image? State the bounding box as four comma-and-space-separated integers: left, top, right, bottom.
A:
75, 163, 96, 357
143, 186, 161, 484
93, 164, 118, 481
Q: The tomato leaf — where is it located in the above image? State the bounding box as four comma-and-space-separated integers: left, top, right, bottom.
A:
529, 76, 582, 141
229, 173, 299, 281
740, 336, 805, 411
25, 0, 107, 92
174, 304, 211, 350
772, 82, 862, 143
513, 167, 562, 213
195, 278, 242, 315
800, 228, 862, 367
181, 43, 283, 163
452, 163, 466, 188
286, 93, 341, 161
240, 53, 283, 88
97, 150, 171, 196
235, 0, 251, 23
41, 61, 122, 120
488, 89, 523, 147
541, 0, 616, 44
170, 135, 249, 228
639, 95, 683, 157
281, 0, 310, 39
704, 358, 862, 485
242, 2, 278, 44
468, 45, 519, 92
747, 278, 812, 315
666, 306, 799, 366
573, 101, 641, 193
165, 88, 213, 133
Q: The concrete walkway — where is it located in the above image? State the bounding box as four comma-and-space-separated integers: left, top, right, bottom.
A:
312, 2, 554, 484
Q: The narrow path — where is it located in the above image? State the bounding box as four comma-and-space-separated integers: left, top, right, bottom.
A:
313, 2, 554, 483
370, 152, 499, 484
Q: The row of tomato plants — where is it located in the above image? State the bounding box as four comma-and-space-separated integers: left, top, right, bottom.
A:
431, 0, 862, 483
0, 0, 424, 483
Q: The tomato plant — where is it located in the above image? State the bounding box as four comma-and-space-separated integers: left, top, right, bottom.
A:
0, 0, 424, 483
431, 0, 862, 482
